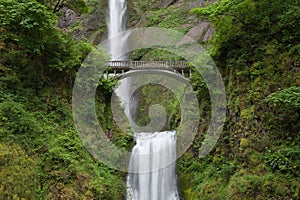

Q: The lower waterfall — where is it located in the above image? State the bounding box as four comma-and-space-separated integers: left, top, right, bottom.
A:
126, 131, 180, 200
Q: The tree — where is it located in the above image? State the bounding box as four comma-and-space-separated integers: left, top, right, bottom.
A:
0, 0, 92, 90
190, 0, 300, 59
37, 0, 88, 14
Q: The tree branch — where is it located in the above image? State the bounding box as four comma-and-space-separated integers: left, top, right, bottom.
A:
53, 0, 61, 13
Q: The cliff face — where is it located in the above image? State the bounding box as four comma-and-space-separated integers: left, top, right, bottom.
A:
59, 0, 215, 48
57, 1, 108, 44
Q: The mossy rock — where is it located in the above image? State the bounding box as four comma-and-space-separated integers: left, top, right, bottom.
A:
0, 143, 39, 199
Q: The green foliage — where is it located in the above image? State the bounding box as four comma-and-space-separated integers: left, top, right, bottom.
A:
145, 10, 168, 25
240, 138, 250, 149
178, 152, 300, 199
0, 0, 57, 54
158, 7, 188, 31
0, 0, 93, 90
178, 1, 300, 199
129, 1, 194, 60
263, 87, 300, 136
264, 146, 300, 176
0, 100, 39, 135
134, 84, 181, 131
0, 143, 40, 199
190, 0, 300, 58
265, 86, 300, 109
98, 76, 118, 96
141, 49, 184, 61
144, 6, 188, 32
228, 172, 300, 199
0, 1, 125, 199
178, 155, 236, 199
87, 0, 99, 7
0, 90, 126, 199
45, 36, 93, 72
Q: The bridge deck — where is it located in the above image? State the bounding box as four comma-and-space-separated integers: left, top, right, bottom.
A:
106, 60, 190, 72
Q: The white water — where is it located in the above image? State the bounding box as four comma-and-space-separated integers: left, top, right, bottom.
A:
126, 131, 180, 200
108, 0, 132, 118
108, 0, 127, 60
108, 1, 179, 199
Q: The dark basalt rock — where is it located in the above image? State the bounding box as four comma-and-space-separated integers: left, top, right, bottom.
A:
57, 7, 79, 30
159, 0, 176, 8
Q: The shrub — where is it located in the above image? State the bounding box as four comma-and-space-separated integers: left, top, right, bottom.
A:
264, 146, 300, 176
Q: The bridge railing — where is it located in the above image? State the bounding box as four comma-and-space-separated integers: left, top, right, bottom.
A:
106, 60, 189, 70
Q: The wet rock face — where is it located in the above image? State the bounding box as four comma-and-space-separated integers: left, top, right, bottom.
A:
182, 0, 216, 42
57, 7, 79, 30
159, 0, 176, 8
77, 2, 108, 43
186, 0, 215, 10
56, 1, 108, 43
186, 22, 214, 42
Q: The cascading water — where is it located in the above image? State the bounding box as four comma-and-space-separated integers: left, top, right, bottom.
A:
108, 0, 132, 118
108, 0, 127, 60
108, 1, 179, 199
126, 131, 180, 200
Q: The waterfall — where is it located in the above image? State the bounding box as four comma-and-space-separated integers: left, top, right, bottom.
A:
108, 1, 179, 199
126, 131, 180, 200
108, 0, 127, 60
108, 0, 131, 117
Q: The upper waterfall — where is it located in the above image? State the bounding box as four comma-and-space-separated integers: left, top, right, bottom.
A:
108, 0, 128, 60
108, 0, 131, 119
